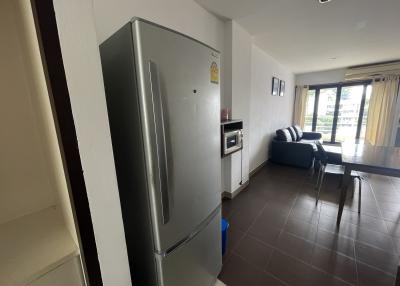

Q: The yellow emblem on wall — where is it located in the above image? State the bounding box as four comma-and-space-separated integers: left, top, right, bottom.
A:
210, 61, 219, 84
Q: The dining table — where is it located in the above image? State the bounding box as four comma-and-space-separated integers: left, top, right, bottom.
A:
337, 141, 400, 226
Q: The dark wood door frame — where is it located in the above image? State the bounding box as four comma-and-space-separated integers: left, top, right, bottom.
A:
30, 0, 103, 285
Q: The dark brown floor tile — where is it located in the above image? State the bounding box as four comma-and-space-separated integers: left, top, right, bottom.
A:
254, 205, 290, 229
298, 183, 319, 198
234, 235, 274, 269
354, 227, 396, 253
355, 242, 399, 275
356, 262, 395, 286
230, 190, 268, 213
310, 245, 357, 285
340, 211, 388, 234
275, 232, 315, 263
284, 217, 318, 242
248, 220, 282, 246
219, 253, 285, 286
315, 229, 355, 258
229, 207, 261, 232
293, 196, 321, 212
268, 193, 298, 207
318, 214, 358, 240
263, 180, 301, 194
320, 203, 344, 218
264, 200, 293, 215
267, 251, 349, 286
289, 207, 320, 225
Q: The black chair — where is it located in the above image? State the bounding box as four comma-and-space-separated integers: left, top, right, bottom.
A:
314, 143, 362, 213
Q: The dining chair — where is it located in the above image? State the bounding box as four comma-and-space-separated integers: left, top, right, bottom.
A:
314, 142, 362, 213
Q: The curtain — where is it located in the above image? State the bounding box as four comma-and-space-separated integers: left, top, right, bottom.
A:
293, 85, 309, 128
365, 76, 400, 146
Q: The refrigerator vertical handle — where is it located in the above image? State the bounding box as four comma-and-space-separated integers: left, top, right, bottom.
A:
149, 61, 170, 224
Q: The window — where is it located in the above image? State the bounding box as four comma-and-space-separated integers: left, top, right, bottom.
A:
305, 81, 372, 143
315, 87, 337, 142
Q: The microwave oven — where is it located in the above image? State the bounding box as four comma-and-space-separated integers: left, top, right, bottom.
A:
223, 129, 243, 156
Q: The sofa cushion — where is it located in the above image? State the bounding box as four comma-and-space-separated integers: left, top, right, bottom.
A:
287, 126, 297, 141
276, 128, 292, 142
293, 125, 303, 141
299, 139, 318, 151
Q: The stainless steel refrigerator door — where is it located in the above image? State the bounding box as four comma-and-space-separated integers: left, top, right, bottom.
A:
155, 210, 221, 286
132, 19, 221, 252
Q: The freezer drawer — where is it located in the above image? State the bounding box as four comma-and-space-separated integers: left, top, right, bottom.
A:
155, 210, 222, 286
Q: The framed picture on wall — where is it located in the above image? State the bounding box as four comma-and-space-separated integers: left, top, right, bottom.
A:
272, 77, 279, 96
279, 80, 285, 97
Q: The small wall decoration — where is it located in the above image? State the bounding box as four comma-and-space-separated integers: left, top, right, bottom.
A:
271, 77, 279, 96
210, 61, 219, 84
279, 80, 285, 97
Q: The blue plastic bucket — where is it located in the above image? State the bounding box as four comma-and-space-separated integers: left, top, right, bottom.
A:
221, 218, 229, 256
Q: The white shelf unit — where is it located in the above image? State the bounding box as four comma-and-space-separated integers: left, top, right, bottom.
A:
0, 207, 79, 286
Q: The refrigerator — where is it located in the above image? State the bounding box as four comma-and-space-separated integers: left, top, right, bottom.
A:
100, 18, 222, 286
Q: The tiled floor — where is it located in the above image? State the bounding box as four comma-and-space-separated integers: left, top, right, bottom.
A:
219, 163, 400, 286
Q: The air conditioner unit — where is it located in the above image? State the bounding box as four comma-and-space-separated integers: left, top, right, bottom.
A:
345, 62, 400, 81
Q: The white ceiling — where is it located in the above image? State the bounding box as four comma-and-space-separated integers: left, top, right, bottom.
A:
195, 0, 400, 74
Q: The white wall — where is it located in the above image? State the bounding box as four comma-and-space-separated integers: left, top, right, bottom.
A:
221, 21, 252, 194
231, 22, 251, 188
93, 0, 225, 50
249, 45, 295, 172
52, 0, 131, 285
221, 21, 233, 194
296, 68, 346, 86
222, 20, 296, 192
222, 21, 232, 108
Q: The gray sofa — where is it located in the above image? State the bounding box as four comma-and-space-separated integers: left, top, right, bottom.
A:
270, 126, 322, 169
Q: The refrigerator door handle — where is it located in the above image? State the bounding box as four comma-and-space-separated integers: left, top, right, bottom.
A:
149, 60, 170, 224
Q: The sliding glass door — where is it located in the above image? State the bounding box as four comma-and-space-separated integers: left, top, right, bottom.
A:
315, 87, 337, 142
335, 85, 372, 142
306, 81, 371, 143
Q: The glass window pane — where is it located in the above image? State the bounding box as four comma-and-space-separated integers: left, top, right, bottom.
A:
335, 85, 364, 142
304, 90, 315, 132
316, 88, 337, 142
359, 85, 372, 139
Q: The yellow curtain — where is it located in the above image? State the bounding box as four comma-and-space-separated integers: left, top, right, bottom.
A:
293, 85, 309, 128
365, 76, 400, 146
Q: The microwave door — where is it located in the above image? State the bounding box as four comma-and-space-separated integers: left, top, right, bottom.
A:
224, 131, 242, 155
226, 135, 237, 149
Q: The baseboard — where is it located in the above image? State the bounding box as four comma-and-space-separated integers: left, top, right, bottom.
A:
249, 160, 268, 178
222, 180, 249, 199
221, 160, 267, 200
